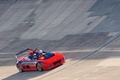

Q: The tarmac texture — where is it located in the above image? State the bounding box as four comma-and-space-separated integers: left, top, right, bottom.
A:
0, 0, 120, 80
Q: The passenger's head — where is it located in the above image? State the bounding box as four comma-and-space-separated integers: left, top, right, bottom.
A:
29, 51, 34, 55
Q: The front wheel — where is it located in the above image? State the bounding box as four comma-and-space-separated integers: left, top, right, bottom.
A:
36, 63, 42, 71
16, 64, 23, 72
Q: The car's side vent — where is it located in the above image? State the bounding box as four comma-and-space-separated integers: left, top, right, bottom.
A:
53, 60, 61, 65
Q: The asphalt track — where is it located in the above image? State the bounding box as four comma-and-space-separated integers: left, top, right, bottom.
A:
1, 0, 120, 80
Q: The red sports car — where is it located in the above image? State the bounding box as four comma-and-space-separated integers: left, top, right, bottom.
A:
15, 48, 65, 72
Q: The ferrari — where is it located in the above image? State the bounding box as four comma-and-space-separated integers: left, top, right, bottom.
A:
15, 48, 65, 72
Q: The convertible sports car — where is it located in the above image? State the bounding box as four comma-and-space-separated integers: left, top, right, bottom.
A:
15, 48, 65, 72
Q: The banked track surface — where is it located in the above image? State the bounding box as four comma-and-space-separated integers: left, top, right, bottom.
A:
1, 0, 120, 80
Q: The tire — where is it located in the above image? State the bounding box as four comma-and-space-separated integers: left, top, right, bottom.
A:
36, 63, 42, 71
16, 64, 23, 72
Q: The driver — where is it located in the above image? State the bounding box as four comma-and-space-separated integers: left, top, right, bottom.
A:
36, 50, 46, 60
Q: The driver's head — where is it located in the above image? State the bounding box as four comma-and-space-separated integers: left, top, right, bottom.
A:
39, 50, 43, 53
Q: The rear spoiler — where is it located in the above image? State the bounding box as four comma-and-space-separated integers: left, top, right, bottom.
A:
16, 48, 29, 55
15, 48, 30, 59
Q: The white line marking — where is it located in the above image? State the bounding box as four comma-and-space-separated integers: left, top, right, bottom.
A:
0, 58, 14, 61
1, 49, 120, 55
0, 53, 16, 54
57, 49, 120, 53
100, 50, 120, 52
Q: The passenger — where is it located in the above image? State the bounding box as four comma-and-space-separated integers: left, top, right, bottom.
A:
27, 50, 34, 60
26, 48, 46, 60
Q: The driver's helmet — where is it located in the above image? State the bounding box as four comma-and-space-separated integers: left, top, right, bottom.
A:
39, 50, 43, 53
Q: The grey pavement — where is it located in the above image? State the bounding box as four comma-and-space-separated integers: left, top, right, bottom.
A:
1, 0, 120, 80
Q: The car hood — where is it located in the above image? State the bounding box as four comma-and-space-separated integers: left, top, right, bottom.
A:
41, 52, 64, 64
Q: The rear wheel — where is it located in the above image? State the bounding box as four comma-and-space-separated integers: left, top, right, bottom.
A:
36, 63, 42, 71
16, 64, 23, 72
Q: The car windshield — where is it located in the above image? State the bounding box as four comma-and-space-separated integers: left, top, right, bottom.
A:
44, 52, 55, 59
